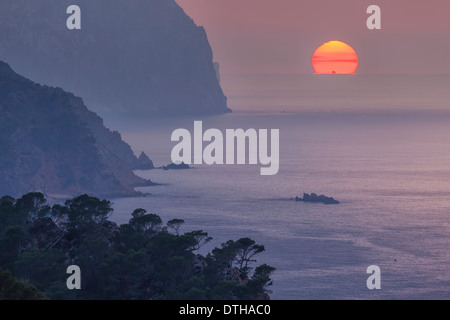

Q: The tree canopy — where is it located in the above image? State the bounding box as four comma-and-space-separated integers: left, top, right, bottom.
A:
0, 193, 275, 300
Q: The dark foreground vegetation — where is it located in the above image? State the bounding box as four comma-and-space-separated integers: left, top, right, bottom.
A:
0, 193, 275, 300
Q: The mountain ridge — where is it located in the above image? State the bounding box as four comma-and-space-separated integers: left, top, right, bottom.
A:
0, 0, 230, 115
0, 61, 154, 198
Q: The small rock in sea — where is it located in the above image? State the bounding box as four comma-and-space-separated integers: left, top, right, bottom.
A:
162, 162, 191, 171
295, 193, 340, 205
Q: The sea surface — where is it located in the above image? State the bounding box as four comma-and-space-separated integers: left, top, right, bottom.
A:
104, 74, 450, 299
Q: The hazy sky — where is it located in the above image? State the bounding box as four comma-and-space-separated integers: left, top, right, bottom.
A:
176, 0, 450, 74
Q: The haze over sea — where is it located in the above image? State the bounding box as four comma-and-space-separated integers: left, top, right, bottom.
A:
105, 74, 450, 299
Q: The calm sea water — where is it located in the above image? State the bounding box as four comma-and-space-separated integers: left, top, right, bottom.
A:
104, 74, 450, 300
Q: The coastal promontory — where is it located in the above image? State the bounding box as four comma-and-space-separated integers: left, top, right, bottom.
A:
0, 0, 230, 116
0, 61, 154, 198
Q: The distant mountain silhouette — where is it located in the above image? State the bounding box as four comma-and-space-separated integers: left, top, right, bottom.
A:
0, 61, 154, 198
0, 0, 230, 116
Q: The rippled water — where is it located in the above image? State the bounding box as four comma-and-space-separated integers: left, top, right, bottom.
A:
105, 74, 450, 299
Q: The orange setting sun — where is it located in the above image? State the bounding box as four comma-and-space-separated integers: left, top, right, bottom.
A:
312, 41, 359, 74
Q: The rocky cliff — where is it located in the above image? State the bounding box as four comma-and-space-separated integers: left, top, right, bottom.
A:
0, 0, 230, 115
0, 61, 154, 198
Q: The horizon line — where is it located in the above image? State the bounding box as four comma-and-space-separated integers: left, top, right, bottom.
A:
220, 72, 450, 76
